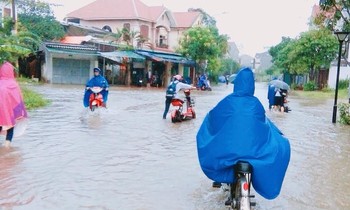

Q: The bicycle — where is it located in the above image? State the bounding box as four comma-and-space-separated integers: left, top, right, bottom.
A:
212, 161, 256, 210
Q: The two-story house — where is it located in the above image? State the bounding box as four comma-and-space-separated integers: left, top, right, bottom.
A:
62, 0, 202, 87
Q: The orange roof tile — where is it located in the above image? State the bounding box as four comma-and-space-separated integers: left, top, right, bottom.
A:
66, 0, 166, 22
311, 4, 334, 19
172, 12, 201, 28
60, 36, 92, 44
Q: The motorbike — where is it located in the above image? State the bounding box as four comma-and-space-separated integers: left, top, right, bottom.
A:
170, 89, 196, 123
197, 77, 212, 91
274, 89, 291, 113
88, 86, 105, 112
198, 84, 212, 91
212, 161, 256, 210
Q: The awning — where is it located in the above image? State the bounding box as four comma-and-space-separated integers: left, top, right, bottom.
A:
135, 50, 195, 66
100, 51, 145, 62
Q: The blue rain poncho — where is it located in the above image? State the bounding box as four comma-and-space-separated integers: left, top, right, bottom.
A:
196, 67, 290, 199
83, 74, 109, 107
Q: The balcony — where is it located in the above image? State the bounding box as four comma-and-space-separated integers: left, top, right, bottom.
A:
156, 43, 169, 49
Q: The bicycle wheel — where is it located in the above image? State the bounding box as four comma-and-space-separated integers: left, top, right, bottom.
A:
233, 176, 251, 210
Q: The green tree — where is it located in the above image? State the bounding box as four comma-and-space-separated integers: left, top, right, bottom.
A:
269, 29, 338, 80
188, 8, 216, 27
316, 0, 350, 31
177, 26, 228, 77
265, 65, 281, 77
219, 58, 240, 75
16, 0, 65, 41
269, 37, 293, 63
269, 37, 295, 74
289, 29, 338, 80
104, 28, 143, 50
0, 17, 40, 64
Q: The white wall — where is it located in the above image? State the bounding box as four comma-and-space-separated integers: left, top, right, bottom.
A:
328, 66, 350, 88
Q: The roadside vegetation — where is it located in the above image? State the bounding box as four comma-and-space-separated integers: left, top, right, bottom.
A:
17, 78, 50, 110
290, 87, 349, 125
291, 88, 348, 99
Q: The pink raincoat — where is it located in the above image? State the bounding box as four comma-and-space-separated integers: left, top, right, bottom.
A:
0, 62, 28, 132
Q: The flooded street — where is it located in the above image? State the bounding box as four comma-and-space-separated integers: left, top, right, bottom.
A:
0, 83, 349, 210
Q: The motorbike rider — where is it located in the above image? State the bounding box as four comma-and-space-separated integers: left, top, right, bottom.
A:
162, 75, 195, 119
267, 77, 278, 111
83, 67, 109, 108
196, 67, 290, 200
197, 73, 211, 90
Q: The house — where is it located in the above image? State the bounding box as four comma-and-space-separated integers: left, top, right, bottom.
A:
65, 0, 202, 51
40, 42, 99, 84
62, 0, 201, 86
310, 4, 350, 89
0, 2, 13, 25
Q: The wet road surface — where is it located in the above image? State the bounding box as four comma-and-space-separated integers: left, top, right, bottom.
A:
0, 83, 349, 210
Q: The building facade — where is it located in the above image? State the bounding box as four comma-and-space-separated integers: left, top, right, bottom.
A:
62, 0, 201, 86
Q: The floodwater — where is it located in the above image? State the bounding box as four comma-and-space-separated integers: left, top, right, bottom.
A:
0, 82, 349, 210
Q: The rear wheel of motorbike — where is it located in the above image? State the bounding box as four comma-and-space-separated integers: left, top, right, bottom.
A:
91, 105, 96, 112
233, 176, 249, 210
233, 179, 241, 209
192, 110, 196, 119
175, 110, 182, 122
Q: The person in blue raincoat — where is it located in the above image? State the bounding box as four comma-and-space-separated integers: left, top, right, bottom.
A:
83, 67, 109, 107
267, 77, 278, 110
197, 73, 210, 90
196, 67, 290, 200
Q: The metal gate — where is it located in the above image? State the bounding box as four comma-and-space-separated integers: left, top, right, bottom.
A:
52, 58, 90, 84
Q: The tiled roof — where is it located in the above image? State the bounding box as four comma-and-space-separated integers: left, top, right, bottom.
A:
172, 12, 201, 28
66, 0, 165, 22
44, 42, 98, 52
66, 0, 200, 28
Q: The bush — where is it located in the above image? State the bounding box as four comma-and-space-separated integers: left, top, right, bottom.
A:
339, 103, 350, 125
291, 83, 303, 90
303, 81, 317, 91
338, 79, 349, 90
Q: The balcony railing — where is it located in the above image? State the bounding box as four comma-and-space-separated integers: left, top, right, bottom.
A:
156, 43, 169, 49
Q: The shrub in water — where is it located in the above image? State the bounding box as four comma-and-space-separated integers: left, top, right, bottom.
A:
303, 81, 317, 91
339, 103, 350, 125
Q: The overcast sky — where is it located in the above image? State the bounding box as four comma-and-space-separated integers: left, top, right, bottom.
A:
45, 0, 319, 56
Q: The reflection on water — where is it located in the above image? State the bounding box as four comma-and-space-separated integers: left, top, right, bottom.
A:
0, 83, 349, 210
0, 147, 35, 208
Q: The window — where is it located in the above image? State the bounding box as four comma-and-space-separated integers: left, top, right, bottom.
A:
140, 25, 149, 39
159, 35, 164, 45
3, 8, 11, 17
102, 25, 112, 32
123, 23, 130, 31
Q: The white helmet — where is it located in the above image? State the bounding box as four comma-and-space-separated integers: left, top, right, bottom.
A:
173, 75, 182, 80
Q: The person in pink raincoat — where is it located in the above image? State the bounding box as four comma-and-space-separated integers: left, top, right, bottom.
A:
0, 61, 28, 148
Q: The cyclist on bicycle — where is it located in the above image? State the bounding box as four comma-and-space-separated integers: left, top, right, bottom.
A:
196, 67, 291, 200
